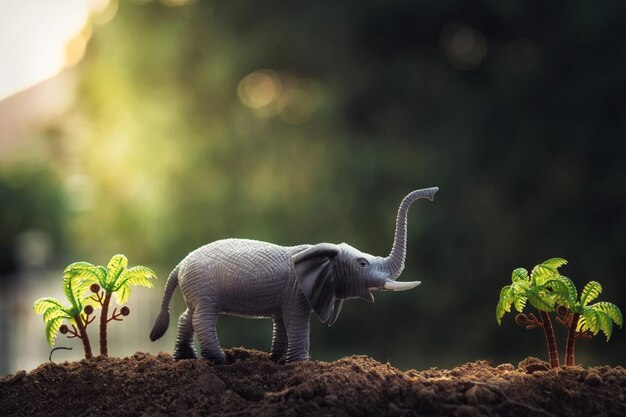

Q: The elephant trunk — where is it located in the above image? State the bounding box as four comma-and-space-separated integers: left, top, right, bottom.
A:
383, 187, 438, 280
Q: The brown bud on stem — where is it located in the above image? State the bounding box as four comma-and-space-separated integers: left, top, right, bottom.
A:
84, 305, 94, 315
120, 306, 130, 316
515, 314, 528, 326
557, 305, 568, 316
59, 325, 69, 334
90, 283, 101, 293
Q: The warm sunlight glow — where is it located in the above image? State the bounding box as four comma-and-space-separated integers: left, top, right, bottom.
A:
0, 0, 114, 101
65, 34, 88, 67
91, 0, 118, 25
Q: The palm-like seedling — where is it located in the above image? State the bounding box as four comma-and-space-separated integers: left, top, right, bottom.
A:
556, 281, 623, 366
33, 263, 99, 359
496, 258, 573, 368
88, 254, 156, 356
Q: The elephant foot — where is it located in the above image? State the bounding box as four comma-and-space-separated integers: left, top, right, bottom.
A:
285, 354, 309, 363
269, 352, 286, 364
201, 351, 227, 365
210, 356, 227, 365
173, 345, 198, 360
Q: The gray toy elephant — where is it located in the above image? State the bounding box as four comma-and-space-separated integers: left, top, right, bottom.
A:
150, 187, 438, 364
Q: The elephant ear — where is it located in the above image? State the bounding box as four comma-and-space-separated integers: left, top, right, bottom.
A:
292, 243, 340, 323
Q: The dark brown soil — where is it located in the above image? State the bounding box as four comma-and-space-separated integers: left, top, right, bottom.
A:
1, 349, 625, 417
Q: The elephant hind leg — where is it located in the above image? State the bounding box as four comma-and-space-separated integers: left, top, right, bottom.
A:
193, 303, 226, 365
173, 308, 197, 360
270, 316, 288, 362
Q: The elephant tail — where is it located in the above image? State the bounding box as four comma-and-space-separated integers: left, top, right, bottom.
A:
149, 264, 180, 341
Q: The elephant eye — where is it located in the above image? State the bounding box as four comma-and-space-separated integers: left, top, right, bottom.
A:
356, 258, 369, 268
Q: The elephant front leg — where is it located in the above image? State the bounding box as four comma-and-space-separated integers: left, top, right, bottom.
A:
284, 305, 311, 363
270, 316, 288, 362
192, 303, 226, 365
173, 308, 197, 360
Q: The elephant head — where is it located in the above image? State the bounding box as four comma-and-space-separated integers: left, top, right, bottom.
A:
292, 187, 438, 326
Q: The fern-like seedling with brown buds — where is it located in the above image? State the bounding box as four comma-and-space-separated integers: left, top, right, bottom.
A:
496, 258, 573, 368
33, 263, 100, 359
554, 281, 623, 366
86, 255, 156, 356
34, 255, 156, 359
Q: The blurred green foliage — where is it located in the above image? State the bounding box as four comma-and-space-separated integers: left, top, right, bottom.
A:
1, 0, 625, 368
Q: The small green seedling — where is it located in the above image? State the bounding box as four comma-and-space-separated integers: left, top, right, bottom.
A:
555, 281, 623, 366
75, 254, 156, 356
34, 263, 99, 359
498, 258, 623, 367
34, 255, 156, 359
496, 258, 573, 368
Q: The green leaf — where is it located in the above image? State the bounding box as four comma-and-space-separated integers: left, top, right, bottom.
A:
63, 263, 99, 308
591, 302, 623, 328
543, 278, 576, 307
113, 265, 156, 291
496, 286, 513, 324
513, 296, 527, 313
66, 306, 80, 318
527, 289, 555, 312
596, 311, 614, 341
64, 262, 101, 291
580, 308, 600, 334
511, 279, 530, 295
43, 307, 71, 323
541, 258, 568, 270
580, 281, 602, 306
106, 254, 128, 289
93, 265, 109, 287
498, 285, 512, 303
114, 284, 131, 305
530, 264, 558, 286
64, 261, 97, 275
557, 276, 577, 306
511, 268, 528, 283
496, 300, 508, 325
33, 297, 64, 315
45, 316, 65, 347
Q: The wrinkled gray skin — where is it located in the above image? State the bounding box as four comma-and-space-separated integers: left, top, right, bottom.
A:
150, 187, 438, 364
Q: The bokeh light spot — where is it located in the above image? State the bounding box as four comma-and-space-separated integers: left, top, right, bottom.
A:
90, 0, 119, 25
440, 21, 488, 70
237, 70, 282, 109
278, 81, 322, 125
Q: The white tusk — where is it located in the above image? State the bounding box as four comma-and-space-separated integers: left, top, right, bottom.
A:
383, 280, 421, 291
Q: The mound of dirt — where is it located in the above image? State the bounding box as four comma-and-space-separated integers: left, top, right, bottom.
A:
1, 348, 625, 416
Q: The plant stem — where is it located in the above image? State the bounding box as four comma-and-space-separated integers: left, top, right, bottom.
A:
565, 313, 580, 366
74, 314, 93, 359
538, 310, 559, 368
100, 291, 112, 356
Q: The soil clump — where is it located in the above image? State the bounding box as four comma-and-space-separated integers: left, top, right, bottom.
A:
1, 348, 625, 416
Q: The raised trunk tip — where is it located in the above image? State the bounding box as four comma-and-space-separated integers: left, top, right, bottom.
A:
384, 187, 438, 280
